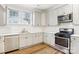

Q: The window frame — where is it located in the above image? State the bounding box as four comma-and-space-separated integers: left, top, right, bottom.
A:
7, 7, 33, 25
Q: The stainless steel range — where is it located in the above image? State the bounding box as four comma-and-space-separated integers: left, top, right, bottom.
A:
54, 28, 74, 54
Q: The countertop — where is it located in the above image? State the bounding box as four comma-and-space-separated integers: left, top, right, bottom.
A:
71, 34, 79, 37
0, 33, 20, 36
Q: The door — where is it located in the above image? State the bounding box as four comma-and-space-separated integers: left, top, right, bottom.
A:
4, 35, 19, 52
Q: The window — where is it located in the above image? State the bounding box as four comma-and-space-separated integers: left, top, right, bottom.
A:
9, 9, 18, 17
7, 8, 32, 25
8, 9, 19, 24
22, 12, 31, 24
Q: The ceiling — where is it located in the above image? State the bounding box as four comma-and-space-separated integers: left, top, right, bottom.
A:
6, 4, 56, 10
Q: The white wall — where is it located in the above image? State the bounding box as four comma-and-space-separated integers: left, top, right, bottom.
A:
0, 25, 43, 34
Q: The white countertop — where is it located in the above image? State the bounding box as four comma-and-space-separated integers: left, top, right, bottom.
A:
0, 33, 20, 36
71, 34, 79, 37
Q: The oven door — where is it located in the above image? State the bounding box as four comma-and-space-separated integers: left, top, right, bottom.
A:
55, 36, 68, 48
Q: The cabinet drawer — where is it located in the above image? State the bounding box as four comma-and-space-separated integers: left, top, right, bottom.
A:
71, 37, 79, 42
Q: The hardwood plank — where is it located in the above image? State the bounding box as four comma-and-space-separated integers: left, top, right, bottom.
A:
8, 44, 47, 54
8, 44, 63, 54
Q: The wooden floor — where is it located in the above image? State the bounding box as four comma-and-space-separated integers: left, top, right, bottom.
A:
7, 44, 64, 54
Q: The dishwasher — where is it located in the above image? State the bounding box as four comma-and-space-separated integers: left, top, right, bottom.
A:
4, 35, 19, 53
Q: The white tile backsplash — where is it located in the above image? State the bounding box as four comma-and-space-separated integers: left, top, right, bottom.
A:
0, 25, 43, 34
0, 23, 79, 35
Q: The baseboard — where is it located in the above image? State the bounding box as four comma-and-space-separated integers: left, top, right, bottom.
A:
5, 49, 19, 54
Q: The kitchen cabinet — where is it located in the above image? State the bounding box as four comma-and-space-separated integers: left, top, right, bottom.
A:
19, 33, 32, 48
32, 33, 43, 45
73, 4, 79, 25
57, 7, 64, 16
0, 36, 4, 53
41, 11, 47, 26
19, 32, 43, 48
46, 4, 73, 26
47, 10, 58, 26
71, 35, 79, 54
57, 5, 73, 15
44, 33, 55, 46
33, 11, 41, 26
64, 4, 73, 14
4, 35, 19, 52
0, 5, 6, 26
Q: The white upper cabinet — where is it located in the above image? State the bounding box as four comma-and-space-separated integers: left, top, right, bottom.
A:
46, 4, 73, 26
33, 11, 41, 26
57, 4, 73, 15
47, 9, 58, 26
64, 4, 73, 14
0, 5, 6, 26
41, 11, 47, 26
73, 4, 79, 25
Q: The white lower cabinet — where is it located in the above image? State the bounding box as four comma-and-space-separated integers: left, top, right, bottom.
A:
19, 33, 32, 48
44, 33, 55, 46
71, 36, 79, 54
32, 33, 43, 45
0, 42, 4, 53
19, 33, 43, 48
4, 35, 19, 52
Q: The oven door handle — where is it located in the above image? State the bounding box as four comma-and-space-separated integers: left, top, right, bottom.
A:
55, 36, 68, 39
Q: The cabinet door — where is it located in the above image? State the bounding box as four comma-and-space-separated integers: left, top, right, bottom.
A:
64, 4, 73, 14
73, 5, 79, 25
47, 10, 58, 26
44, 33, 54, 46
4, 35, 19, 52
71, 37, 79, 54
19, 34, 32, 48
19, 35, 27, 48
0, 5, 5, 26
50, 34, 55, 46
34, 11, 41, 26
57, 7, 64, 16
41, 12, 47, 26
32, 33, 43, 45
0, 41, 4, 53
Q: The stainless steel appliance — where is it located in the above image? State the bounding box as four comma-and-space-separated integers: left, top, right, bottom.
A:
58, 13, 73, 23
54, 28, 74, 54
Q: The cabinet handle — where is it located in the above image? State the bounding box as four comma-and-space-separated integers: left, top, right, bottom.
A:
72, 37, 75, 40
